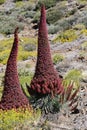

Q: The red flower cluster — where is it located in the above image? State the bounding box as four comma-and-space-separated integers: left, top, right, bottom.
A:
28, 5, 64, 96
0, 28, 29, 110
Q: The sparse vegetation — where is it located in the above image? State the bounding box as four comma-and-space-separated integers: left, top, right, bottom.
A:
15, 1, 24, 7
0, 10, 25, 35
0, 108, 41, 130
0, 37, 37, 64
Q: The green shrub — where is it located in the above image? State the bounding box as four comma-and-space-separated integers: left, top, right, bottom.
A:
47, 8, 64, 24
33, 11, 40, 23
48, 19, 72, 34
0, 0, 5, 4
55, 19, 71, 31
81, 41, 87, 50
0, 15, 25, 35
48, 24, 62, 34
46, 1, 67, 24
63, 69, 82, 88
53, 29, 77, 43
54, 14, 78, 31
0, 6, 31, 35
35, 0, 57, 10
24, 11, 35, 18
73, 24, 86, 30
69, 8, 77, 15
53, 54, 64, 64
15, 1, 25, 7
79, 51, 86, 59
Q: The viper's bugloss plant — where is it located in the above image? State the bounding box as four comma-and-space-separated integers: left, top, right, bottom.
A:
28, 5, 64, 97
26, 5, 79, 114
0, 28, 29, 110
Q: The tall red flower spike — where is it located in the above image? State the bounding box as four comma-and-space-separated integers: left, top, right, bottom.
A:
0, 27, 29, 110
28, 5, 64, 96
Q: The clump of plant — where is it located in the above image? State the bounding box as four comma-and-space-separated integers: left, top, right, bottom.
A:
81, 41, 87, 50
63, 69, 82, 88
53, 15, 77, 33
73, 24, 86, 31
53, 54, 64, 65
78, 51, 86, 62
48, 24, 60, 34
0, 11, 25, 35
53, 29, 77, 43
0, 19, 24, 35
0, 28, 29, 110
0, 0, 5, 5
47, 7, 65, 24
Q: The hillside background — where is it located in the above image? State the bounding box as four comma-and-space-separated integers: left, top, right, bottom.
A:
0, 0, 87, 130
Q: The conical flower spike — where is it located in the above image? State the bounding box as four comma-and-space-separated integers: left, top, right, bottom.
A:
29, 5, 64, 96
0, 27, 29, 110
